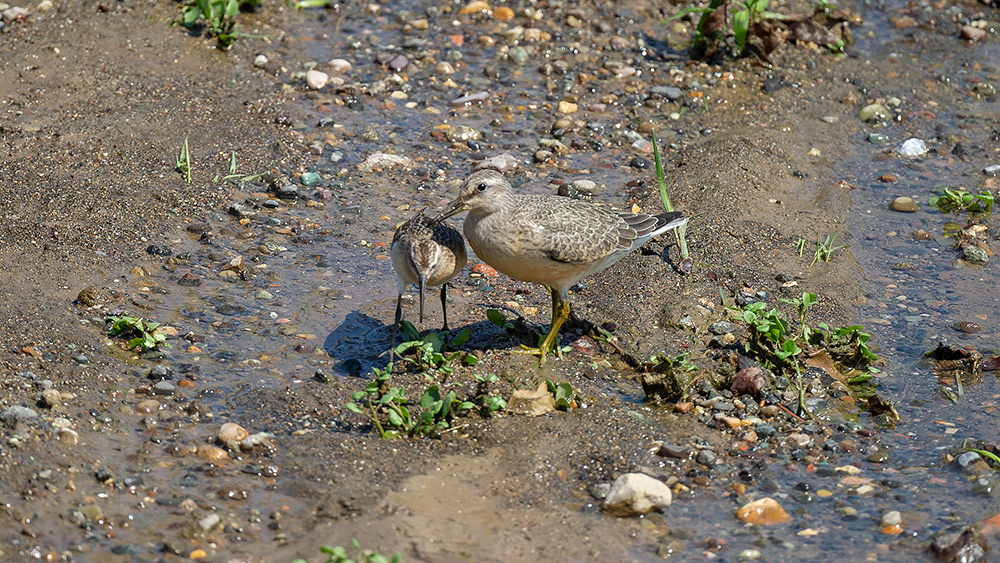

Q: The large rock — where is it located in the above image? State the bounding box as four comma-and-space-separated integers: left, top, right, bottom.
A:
602, 473, 672, 516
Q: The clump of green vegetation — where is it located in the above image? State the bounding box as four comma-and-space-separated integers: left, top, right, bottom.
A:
107, 316, 171, 352
731, 292, 883, 416
181, 0, 261, 46
292, 539, 400, 563
472, 373, 508, 415
175, 137, 191, 183
797, 233, 848, 267
346, 363, 506, 439
673, 0, 789, 55
394, 321, 478, 376
928, 187, 994, 214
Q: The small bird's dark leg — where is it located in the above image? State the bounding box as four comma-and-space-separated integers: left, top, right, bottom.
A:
440, 283, 450, 331
390, 292, 403, 361
418, 275, 427, 324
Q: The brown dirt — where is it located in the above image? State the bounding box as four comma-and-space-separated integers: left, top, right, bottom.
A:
1, 0, 982, 561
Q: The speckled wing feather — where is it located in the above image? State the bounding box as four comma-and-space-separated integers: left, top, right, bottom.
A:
510, 196, 669, 264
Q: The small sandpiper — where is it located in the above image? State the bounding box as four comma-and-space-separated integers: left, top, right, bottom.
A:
439, 169, 686, 366
389, 209, 467, 350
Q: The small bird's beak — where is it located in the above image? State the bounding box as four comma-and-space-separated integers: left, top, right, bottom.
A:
436, 198, 465, 221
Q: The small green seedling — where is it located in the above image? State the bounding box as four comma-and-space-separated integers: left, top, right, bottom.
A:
545, 380, 580, 410
651, 132, 690, 268
487, 308, 514, 330
107, 315, 171, 352
175, 137, 191, 183
181, 0, 261, 46
291, 538, 400, 563
810, 233, 847, 266
472, 373, 507, 414
649, 352, 699, 373
928, 187, 994, 214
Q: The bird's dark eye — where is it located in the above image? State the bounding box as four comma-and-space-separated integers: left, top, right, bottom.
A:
477, 183, 487, 192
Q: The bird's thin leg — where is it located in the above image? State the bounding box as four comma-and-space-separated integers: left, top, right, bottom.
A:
440, 283, 449, 331
418, 275, 427, 324
390, 292, 403, 362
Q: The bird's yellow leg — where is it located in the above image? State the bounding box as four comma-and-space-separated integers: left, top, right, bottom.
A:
517, 288, 571, 367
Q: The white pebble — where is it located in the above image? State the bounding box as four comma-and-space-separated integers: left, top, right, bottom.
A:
305, 69, 329, 90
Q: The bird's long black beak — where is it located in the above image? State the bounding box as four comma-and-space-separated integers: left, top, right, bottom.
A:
435, 198, 465, 222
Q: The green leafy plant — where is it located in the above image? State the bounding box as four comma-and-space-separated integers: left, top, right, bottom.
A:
292, 539, 400, 563
212, 152, 262, 184
394, 321, 477, 376
175, 137, 191, 183
472, 373, 507, 415
649, 352, 699, 374
800, 232, 847, 266
107, 316, 171, 352
545, 380, 580, 411
672, 0, 789, 55
486, 308, 514, 330
346, 363, 478, 439
928, 187, 994, 214
181, 0, 259, 46
781, 292, 817, 341
651, 133, 691, 270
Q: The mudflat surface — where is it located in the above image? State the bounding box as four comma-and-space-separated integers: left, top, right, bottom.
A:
1, 0, 999, 561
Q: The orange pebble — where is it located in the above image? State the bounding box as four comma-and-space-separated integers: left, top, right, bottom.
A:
472, 263, 498, 277
493, 6, 514, 20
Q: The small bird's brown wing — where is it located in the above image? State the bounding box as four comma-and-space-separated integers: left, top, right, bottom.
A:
511, 196, 643, 264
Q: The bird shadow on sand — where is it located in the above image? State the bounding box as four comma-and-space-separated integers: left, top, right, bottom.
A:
325, 308, 528, 379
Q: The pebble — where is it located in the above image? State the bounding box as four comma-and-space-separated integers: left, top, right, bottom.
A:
151, 381, 175, 396
961, 25, 987, 42
493, 5, 514, 20
40, 388, 61, 408
359, 152, 412, 171
435, 61, 456, 75
135, 399, 160, 413
476, 153, 519, 173
387, 54, 409, 72
955, 450, 982, 471
198, 513, 221, 532
241, 432, 277, 453
898, 138, 928, 157
868, 133, 891, 143
328, 58, 352, 73
197, 444, 230, 464
984, 164, 1000, 176
557, 101, 578, 114
219, 422, 250, 444
650, 86, 684, 101
446, 125, 481, 142
1, 6, 29, 22
962, 246, 989, 263
602, 473, 672, 516
629, 156, 650, 170
881, 510, 902, 527
657, 443, 692, 459
735, 497, 792, 525
450, 91, 490, 107
889, 196, 920, 212
253, 54, 268, 68
1, 406, 38, 427
858, 104, 890, 122
59, 428, 80, 446
305, 69, 329, 90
